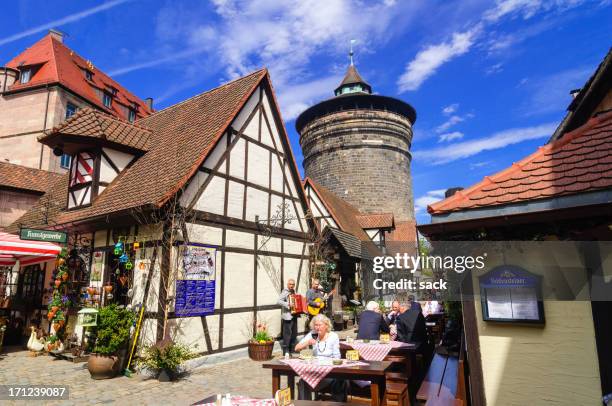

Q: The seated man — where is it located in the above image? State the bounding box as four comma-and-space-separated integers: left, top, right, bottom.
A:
357, 301, 390, 340
396, 300, 427, 344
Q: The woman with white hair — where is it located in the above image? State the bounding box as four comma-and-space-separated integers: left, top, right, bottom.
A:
294, 314, 347, 401
357, 300, 390, 340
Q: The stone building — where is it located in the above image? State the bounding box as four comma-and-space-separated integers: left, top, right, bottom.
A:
296, 62, 417, 222
0, 30, 152, 173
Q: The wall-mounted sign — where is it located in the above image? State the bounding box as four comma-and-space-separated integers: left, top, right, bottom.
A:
19, 228, 67, 244
175, 244, 216, 317
479, 266, 545, 324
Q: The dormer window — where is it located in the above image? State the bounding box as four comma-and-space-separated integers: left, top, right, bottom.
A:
84, 69, 93, 81
20, 68, 31, 84
128, 108, 136, 123
68, 151, 95, 208
103, 92, 112, 108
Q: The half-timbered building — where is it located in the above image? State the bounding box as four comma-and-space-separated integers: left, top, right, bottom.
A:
9, 69, 312, 354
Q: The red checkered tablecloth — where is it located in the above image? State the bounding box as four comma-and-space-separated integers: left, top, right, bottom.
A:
194, 395, 276, 406
281, 359, 367, 389
346, 340, 412, 361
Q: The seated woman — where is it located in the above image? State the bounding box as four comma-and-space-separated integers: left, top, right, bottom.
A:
294, 314, 348, 402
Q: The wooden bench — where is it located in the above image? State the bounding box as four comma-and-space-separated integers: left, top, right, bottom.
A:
416, 353, 465, 406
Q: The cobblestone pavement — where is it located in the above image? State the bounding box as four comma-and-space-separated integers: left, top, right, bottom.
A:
0, 347, 290, 406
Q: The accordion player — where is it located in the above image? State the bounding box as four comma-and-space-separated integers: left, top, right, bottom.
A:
288, 293, 307, 315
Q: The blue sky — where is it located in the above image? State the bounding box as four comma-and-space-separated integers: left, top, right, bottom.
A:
1, 0, 610, 224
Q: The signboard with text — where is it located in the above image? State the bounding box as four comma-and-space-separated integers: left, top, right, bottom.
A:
19, 228, 67, 244
175, 244, 216, 317
479, 266, 544, 324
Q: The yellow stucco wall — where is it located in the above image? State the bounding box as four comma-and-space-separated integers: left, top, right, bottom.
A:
471, 246, 602, 405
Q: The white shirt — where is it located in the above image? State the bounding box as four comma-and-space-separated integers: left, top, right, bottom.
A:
299, 331, 340, 358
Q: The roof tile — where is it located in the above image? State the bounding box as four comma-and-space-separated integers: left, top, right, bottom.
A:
429, 112, 612, 215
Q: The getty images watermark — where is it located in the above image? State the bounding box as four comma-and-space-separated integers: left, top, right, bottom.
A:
371, 252, 487, 291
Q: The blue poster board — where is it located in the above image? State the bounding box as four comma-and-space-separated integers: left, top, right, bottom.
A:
479, 266, 544, 324
175, 280, 216, 316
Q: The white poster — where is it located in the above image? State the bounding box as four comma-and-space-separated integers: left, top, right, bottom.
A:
510, 287, 540, 320
486, 288, 513, 319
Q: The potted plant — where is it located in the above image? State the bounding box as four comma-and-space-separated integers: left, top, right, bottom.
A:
140, 339, 194, 382
87, 304, 135, 379
247, 321, 274, 361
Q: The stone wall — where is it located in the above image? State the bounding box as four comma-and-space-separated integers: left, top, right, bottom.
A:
0, 189, 41, 230
300, 109, 415, 221
0, 87, 91, 172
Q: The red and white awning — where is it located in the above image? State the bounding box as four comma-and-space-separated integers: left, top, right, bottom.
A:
0, 232, 62, 267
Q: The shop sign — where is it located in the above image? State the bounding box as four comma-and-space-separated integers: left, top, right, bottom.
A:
19, 228, 67, 244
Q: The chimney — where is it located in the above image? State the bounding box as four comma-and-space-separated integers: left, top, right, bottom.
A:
145, 97, 153, 110
445, 187, 464, 198
49, 29, 64, 43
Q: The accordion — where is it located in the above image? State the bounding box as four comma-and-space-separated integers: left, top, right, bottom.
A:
288, 294, 307, 315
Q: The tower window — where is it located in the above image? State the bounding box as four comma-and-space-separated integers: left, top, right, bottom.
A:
20, 69, 31, 84
65, 102, 78, 119
103, 92, 112, 108
60, 154, 71, 169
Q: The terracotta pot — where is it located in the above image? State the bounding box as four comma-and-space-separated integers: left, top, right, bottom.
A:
88, 354, 119, 380
104, 285, 113, 293
47, 312, 55, 321
247, 341, 274, 361
54, 279, 61, 288
61, 272, 69, 281
52, 323, 60, 332
51, 306, 59, 312
58, 320, 65, 327
58, 258, 65, 266
87, 287, 96, 296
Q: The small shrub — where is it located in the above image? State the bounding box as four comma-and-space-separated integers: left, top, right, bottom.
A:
93, 304, 135, 355
140, 339, 194, 372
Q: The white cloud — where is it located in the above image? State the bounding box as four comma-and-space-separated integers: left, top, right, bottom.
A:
436, 114, 473, 133
442, 103, 459, 115
0, 0, 132, 46
414, 122, 557, 165
438, 131, 464, 143
485, 62, 504, 75
469, 161, 492, 170
483, 0, 588, 22
397, 28, 479, 92
277, 75, 342, 121
415, 189, 447, 213
108, 45, 213, 77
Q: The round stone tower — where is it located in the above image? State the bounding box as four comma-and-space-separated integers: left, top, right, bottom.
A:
296, 63, 417, 221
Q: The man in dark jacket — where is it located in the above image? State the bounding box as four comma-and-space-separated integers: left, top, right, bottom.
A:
357, 301, 390, 340
396, 301, 427, 344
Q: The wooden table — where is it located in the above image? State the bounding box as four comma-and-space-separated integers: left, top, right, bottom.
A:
262, 359, 392, 406
340, 341, 420, 380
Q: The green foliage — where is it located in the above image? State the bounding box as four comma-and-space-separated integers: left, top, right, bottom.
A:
93, 304, 135, 355
444, 301, 462, 323
376, 299, 387, 313
140, 339, 194, 372
252, 321, 272, 342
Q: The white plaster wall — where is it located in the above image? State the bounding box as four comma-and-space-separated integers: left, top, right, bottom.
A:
224, 252, 254, 308
257, 255, 281, 305
225, 229, 254, 250
186, 223, 223, 246
284, 239, 305, 256
222, 312, 254, 348
270, 156, 284, 193
247, 142, 270, 188
261, 92, 284, 148
203, 133, 228, 170
226, 180, 244, 219
194, 175, 225, 215
245, 186, 268, 222
229, 138, 246, 179
259, 236, 282, 253
242, 109, 259, 139
180, 171, 209, 208
232, 87, 260, 132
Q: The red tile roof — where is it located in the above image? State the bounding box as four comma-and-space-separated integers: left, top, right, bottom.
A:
40, 108, 152, 152
5, 33, 152, 121
0, 162, 62, 194
304, 177, 370, 241
429, 111, 612, 215
356, 213, 394, 229
387, 220, 417, 242
8, 69, 267, 231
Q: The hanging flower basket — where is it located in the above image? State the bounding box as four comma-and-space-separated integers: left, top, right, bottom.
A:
248, 340, 274, 361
